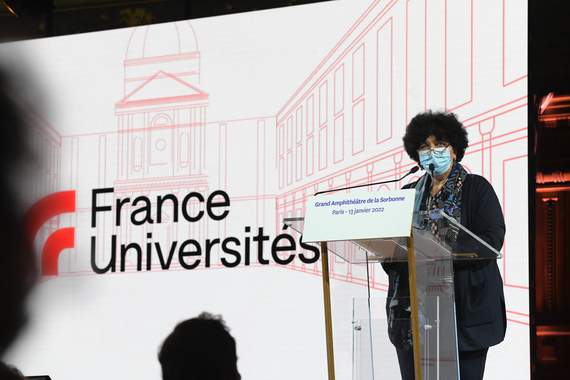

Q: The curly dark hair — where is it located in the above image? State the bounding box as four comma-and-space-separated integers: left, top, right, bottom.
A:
402, 110, 469, 163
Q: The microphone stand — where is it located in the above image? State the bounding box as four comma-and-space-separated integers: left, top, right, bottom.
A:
314, 166, 420, 196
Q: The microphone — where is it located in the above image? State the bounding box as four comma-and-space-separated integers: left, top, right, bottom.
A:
315, 166, 420, 196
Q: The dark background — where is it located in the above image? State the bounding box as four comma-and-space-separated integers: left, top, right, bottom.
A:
0, 0, 333, 41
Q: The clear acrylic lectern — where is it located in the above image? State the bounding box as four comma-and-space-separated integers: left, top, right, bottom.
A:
284, 210, 502, 380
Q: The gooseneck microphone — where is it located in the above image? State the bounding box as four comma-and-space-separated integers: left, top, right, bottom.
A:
314, 165, 420, 196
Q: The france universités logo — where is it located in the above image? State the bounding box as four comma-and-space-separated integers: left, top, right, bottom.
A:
23, 191, 76, 277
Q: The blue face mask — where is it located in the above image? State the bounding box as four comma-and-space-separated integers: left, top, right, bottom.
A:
419, 147, 452, 176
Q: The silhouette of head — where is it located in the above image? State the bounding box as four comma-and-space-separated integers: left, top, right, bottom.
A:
159, 312, 240, 380
0, 361, 25, 379
0, 68, 36, 357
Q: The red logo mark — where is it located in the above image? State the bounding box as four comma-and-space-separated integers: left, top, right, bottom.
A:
23, 191, 76, 277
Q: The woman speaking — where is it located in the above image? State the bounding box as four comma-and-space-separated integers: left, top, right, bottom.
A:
382, 110, 507, 380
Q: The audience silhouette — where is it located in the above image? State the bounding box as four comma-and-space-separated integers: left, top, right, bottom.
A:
0, 67, 36, 359
159, 312, 240, 380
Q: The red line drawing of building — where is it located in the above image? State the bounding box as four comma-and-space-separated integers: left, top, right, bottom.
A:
76, 21, 276, 273
0, 4, 530, 379
10, 0, 527, 326
273, 0, 528, 325
110, 21, 210, 272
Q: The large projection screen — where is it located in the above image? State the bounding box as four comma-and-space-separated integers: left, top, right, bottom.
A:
1, 0, 528, 379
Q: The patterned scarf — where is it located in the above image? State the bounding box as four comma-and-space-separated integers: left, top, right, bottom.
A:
423, 162, 468, 247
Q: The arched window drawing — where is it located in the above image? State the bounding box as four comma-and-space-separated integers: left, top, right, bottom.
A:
152, 114, 172, 127
150, 113, 173, 168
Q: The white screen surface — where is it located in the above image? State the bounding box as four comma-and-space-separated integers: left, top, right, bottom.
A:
1, 1, 528, 379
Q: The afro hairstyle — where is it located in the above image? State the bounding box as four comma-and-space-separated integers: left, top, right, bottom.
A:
402, 110, 469, 163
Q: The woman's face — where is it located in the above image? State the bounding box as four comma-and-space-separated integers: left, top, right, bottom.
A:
418, 135, 457, 162
417, 135, 458, 177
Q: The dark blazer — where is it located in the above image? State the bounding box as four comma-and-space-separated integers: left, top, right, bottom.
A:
382, 172, 507, 351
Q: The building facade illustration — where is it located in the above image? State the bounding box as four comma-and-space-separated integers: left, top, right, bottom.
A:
18, 0, 528, 329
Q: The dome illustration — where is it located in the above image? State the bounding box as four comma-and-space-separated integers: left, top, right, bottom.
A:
122, 20, 202, 96
126, 21, 198, 60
